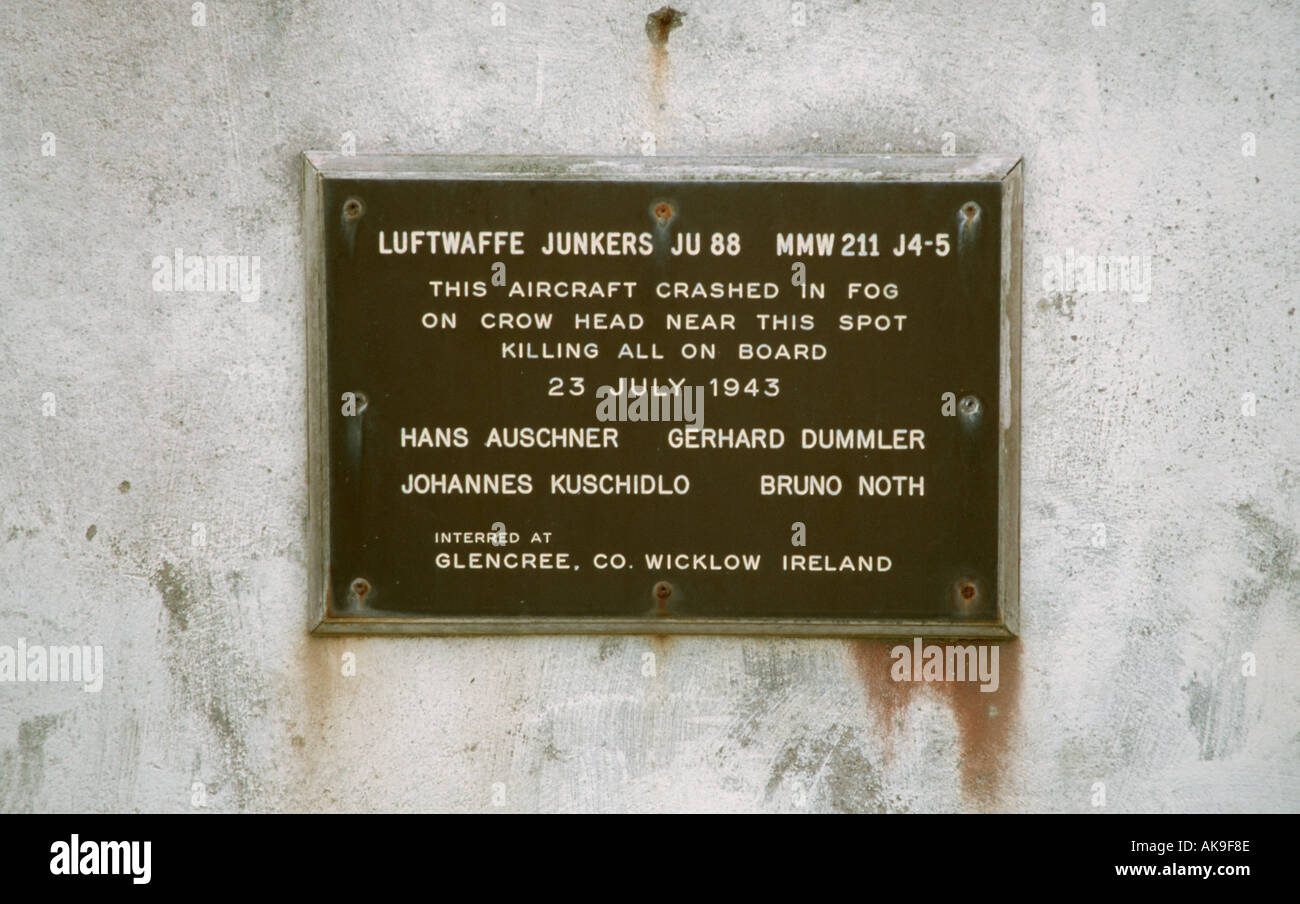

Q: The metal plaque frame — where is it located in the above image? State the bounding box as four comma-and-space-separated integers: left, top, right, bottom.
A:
303, 153, 1022, 637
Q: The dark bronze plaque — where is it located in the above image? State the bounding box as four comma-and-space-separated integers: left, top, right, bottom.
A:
304, 155, 1021, 636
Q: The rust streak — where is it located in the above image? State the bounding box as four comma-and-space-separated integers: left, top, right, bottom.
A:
645, 8, 682, 135
651, 580, 673, 617
849, 638, 1022, 808
933, 641, 1021, 807
849, 640, 919, 758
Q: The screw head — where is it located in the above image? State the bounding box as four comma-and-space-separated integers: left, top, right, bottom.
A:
953, 578, 981, 608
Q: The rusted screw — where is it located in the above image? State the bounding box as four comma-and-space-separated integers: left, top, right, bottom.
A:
350, 577, 370, 599
343, 198, 363, 220
653, 202, 673, 225
961, 202, 980, 223
957, 580, 977, 602
652, 581, 673, 617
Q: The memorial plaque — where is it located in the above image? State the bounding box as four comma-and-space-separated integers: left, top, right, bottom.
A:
304, 155, 1022, 636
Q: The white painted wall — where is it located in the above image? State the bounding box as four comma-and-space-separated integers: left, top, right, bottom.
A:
2, 0, 1297, 813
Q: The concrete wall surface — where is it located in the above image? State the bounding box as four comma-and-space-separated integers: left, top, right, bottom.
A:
1, 0, 1297, 813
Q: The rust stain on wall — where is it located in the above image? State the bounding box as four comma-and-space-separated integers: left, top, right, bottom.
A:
645, 7, 683, 136
649, 632, 673, 665
849, 639, 1022, 807
850, 640, 918, 757
932, 641, 1021, 807
645, 7, 684, 48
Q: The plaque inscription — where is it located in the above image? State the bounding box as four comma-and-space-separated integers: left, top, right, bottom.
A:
304, 155, 1022, 636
